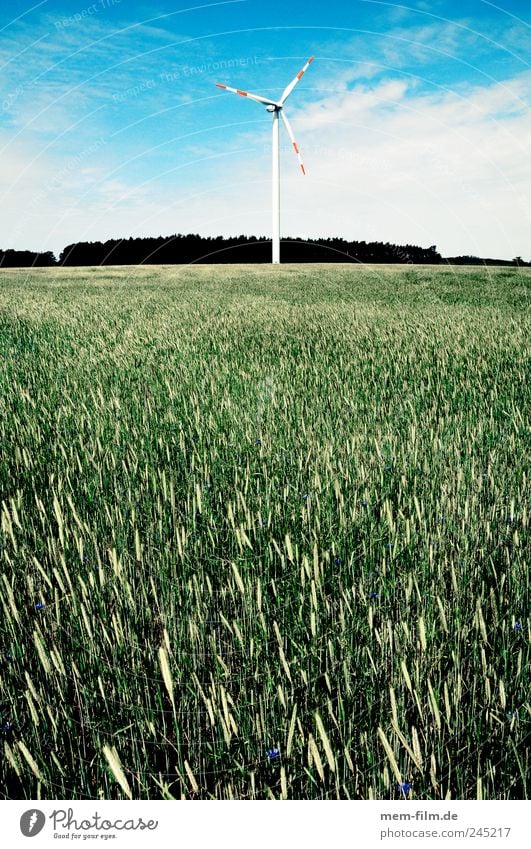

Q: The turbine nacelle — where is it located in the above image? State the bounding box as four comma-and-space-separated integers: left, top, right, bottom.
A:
266, 104, 278, 112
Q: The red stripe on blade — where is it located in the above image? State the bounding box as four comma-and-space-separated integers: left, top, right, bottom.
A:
216, 84, 227, 89
297, 70, 304, 79
293, 143, 299, 154
301, 164, 306, 175
236, 89, 248, 96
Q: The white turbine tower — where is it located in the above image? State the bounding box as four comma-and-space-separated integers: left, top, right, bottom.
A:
215, 56, 314, 264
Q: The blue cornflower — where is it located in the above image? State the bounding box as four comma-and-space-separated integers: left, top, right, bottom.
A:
0, 723, 13, 732
362, 501, 368, 507
506, 515, 514, 522
334, 558, 341, 565
369, 592, 379, 599
35, 603, 45, 611
255, 438, 262, 446
386, 543, 392, 549
302, 494, 308, 500
266, 747, 280, 760
506, 710, 519, 721
398, 781, 412, 795
514, 621, 522, 631
384, 465, 392, 471
262, 520, 267, 527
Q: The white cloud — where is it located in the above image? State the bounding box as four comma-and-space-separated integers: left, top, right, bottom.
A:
200, 69, 531, 259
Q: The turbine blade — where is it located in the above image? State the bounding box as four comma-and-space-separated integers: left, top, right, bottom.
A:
279, 56, 314, 105
280, 111, 306, 175
215, 83, 277, 107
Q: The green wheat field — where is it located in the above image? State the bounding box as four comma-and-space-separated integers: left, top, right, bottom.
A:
0, 263, 529, 800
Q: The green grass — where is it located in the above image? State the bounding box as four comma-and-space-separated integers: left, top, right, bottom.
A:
0, 263, 529, 800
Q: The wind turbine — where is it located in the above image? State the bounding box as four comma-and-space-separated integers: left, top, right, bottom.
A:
215, 56, 314, 264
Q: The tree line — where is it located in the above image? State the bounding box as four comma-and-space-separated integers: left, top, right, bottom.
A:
1, 235, 529, 267
0, 249, 56, 267
57, 235, 444, 265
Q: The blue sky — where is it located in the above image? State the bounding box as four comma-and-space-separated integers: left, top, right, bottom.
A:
0, 0, 530, 258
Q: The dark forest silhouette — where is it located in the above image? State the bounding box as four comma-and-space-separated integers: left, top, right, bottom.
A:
57, 235, 444, 266
0, 235, 529, 267
0, 249, 56, 267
